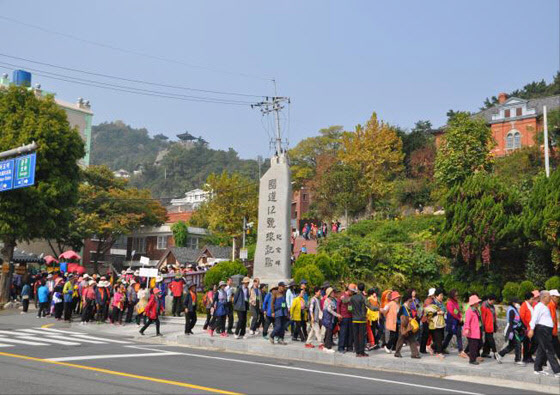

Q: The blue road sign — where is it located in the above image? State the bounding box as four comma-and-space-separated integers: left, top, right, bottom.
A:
13, 153, 36, 189
0, 158, 14, 192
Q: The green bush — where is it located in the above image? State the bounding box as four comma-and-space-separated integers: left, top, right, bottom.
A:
293, 264, 325, 289
203, 261, 247, 289
485, 283, 501, 300
517, 280, 536, 300
314, 253, 335, 281
502, 282, 520, 303
293, 254, 316, 271
545, 276, 560, 291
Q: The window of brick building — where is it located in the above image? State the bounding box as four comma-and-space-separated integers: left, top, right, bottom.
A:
506, 130, 521, 150
157, 236, 168, 250
504, 109, 510, 118
516, 107, 522, 117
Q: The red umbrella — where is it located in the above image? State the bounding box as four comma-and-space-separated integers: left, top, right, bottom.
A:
59, 250, 81, 261
44, 255, 59, 265
67, 263, 86, 275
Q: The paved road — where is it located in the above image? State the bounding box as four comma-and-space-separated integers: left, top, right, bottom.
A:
0, 312, 538, 394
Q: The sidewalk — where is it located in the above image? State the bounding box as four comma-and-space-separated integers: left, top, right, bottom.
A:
73, 317, 559, 394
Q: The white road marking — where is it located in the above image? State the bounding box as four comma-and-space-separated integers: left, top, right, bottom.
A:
66, 334, 131, 344
0, 336, 49, 346
37, 328, 90, 335
135, 346, 483, 395
47, 351, 183, 362
11, 336, 80, 346
17, 329, 107, 344
0, 343, 13, 348
43, 335, 107, 344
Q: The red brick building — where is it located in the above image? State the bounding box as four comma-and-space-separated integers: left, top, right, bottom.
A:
291, 186, 311, 230
435, 93, 560, 156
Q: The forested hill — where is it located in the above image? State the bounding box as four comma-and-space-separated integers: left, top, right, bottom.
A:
91, 121, 169, 171
90, 121, 266, 198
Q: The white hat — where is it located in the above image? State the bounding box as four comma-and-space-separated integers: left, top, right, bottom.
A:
134, 270, 140, 276
88, 280, 95, 286
550, 289, 560, 297
156, 275, 163, 282
428, 288, 436, 296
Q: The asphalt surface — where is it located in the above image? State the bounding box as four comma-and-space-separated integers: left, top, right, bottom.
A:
0, 310, 543, 394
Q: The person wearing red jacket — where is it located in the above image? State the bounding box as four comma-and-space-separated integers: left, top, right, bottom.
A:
169, 276, 185, 317
549, 290, 559, 359
139, 288, 163, 336
520, 290, 539, 362
480, 295, 498, 359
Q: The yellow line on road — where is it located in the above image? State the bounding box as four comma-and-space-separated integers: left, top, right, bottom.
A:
40, 323, 54, 328
0, 351, 242, 394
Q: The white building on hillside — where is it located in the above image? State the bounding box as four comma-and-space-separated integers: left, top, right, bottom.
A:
170, 188, 210, 209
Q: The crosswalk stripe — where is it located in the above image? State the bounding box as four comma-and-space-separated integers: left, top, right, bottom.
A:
44, 335, 106, 344
37, 328, 88, 336
10, 336, 80, 346
68, 334, 131, 344
0, 336, 49, 346
15, 329, 105, 344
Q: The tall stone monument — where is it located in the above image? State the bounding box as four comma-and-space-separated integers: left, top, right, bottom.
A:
253, 153, 292, 285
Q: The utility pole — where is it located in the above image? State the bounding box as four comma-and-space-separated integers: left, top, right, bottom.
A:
543, 105, 550, 178
242, 216, 247, 249
252, 96, 290, 156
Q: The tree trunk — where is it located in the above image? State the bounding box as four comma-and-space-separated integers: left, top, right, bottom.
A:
93, 241, 102, 275
0, 237, 16, 303
47, 239, 59, 258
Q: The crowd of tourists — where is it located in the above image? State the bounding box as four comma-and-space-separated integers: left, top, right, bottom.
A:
18, 268, 560, 378
202, 279, 560, 377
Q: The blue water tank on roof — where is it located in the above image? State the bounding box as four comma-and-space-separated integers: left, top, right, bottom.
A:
13, 70, 32, 87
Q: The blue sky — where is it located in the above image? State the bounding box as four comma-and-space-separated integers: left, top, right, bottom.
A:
0, 1, 558, 159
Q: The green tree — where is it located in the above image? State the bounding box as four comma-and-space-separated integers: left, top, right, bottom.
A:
434, 113, 493, 188
312, 162, 367, 222
289, 125, 344, 188
171, 221, 190, 247
190, 172, 258, 251
339, 112, 404, 207
0, 86, 85, 301
75, 166, 167, 273
524, 168, 560, 268
438, 173, 523, 271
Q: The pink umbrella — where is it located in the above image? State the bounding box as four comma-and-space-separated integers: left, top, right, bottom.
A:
59, 250, 81, 261
67, 263, 86, 275
44, 255, 59, 265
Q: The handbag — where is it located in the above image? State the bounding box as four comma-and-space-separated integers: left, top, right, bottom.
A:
405, 306, 419, 333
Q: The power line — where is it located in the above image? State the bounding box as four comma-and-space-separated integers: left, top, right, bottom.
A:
0, 15, 273, 81
0, 61, 254, 106
0, 53, 265, 99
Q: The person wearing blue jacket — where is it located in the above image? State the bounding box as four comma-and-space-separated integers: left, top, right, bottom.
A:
20, 282, 31, 313
262, 285, 275, 339
37, 281, 50, 318
270, 282, 289, 345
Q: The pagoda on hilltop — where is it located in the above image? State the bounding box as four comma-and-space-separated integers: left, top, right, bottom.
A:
177, 131, 208, 147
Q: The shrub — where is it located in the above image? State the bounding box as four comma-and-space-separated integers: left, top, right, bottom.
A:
293, 264, 325, 289
314, 253, 335, 281
293, 254, 316, 271
485, 284, 502, 300
203, 261, 247, 289
545, 276, 560, 291
525, 248, 552, 288
502, 282, 519, 303
517, 280, 536, 300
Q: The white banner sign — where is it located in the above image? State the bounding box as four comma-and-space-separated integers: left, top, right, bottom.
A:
139, 267, 158, 278
139, 256, 150, 266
